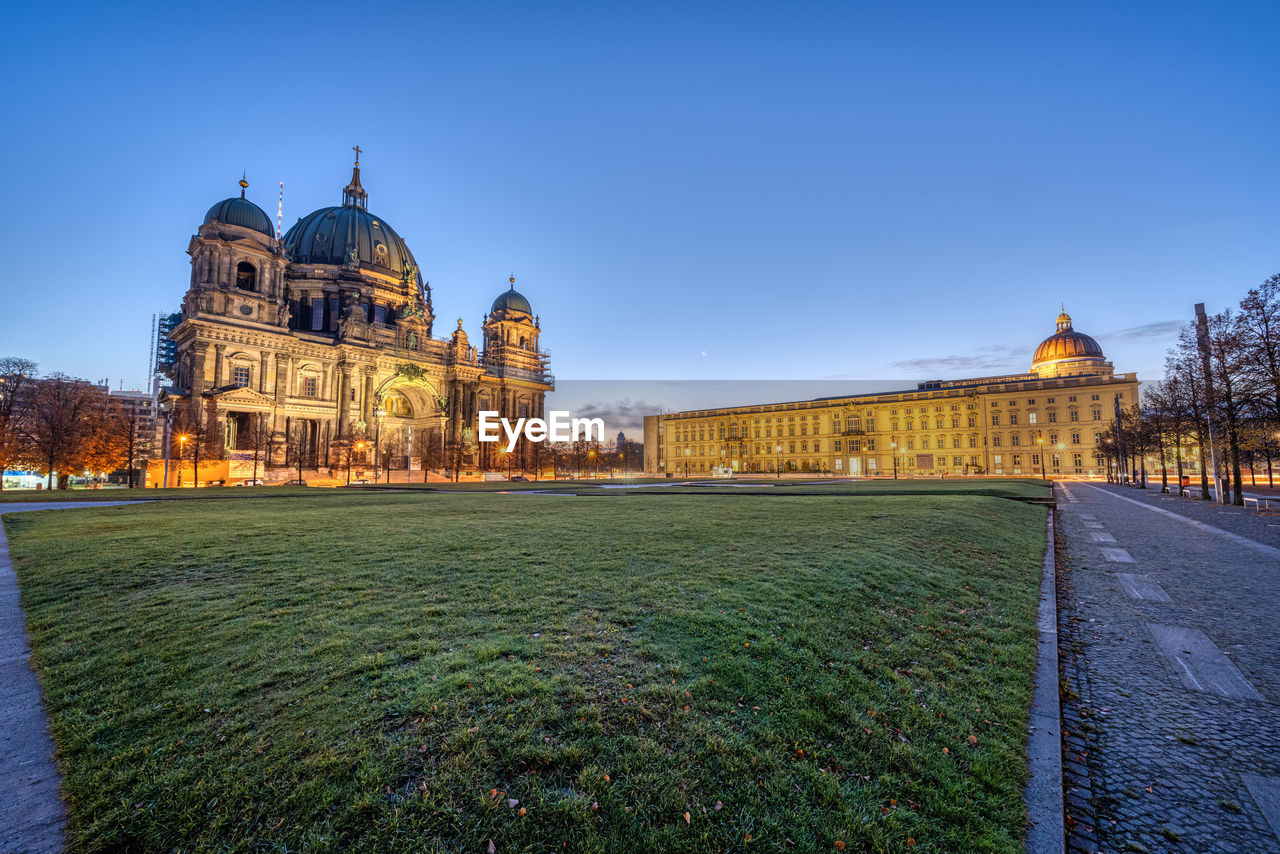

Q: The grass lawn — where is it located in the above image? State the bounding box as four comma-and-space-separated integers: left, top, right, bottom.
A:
6, 488, 1046, 853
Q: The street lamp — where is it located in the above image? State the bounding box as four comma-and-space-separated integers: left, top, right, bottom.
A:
347, 440, 366, 485
1036, 434, 1045, 481
890, 441, 899, 479
589, 449, 597, 478
177, 434, 189, 487
685, 447, 691, 479
775, 444, 783, 479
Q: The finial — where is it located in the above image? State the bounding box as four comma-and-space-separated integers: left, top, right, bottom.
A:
509, 275, 516, 291
239, 173, 248, 198
457, 316, 464, 329
342, 148, 368, 209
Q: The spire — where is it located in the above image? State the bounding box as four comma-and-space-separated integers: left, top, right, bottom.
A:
509, 275, 516, 291
1056, 305, 1073, 332
343, 145, 367, 209
239, 174, 249, 199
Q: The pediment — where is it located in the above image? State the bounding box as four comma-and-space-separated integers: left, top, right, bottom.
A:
207, 386, 276, 408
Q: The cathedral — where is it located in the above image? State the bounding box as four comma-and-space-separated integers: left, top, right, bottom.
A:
155, 153, 553, 484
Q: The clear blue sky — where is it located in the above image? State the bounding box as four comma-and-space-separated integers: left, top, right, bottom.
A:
2, 1, 1276, 396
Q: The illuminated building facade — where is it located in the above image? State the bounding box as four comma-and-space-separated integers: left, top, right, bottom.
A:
156, 155, 552, 483
643, 311, 1139, 478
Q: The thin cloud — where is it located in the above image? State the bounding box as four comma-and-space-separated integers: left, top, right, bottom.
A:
887, 345, 1025, 376
1096, 320, 1182, 343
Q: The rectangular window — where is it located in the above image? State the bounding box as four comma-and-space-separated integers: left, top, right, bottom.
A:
373, 304, 387, 325
232, 366, 250, 388
865, 439, 875, 451
1093, 410, 1102, 421
1072, 432, 1081, 445
953, 456, 963, 467
1009, 413, 1018, 425
1069, 410, 1079, 422
1012, 454, 1022, 466
834, 440, 842, 451
991, 414, 1000, 426
1011, 434, 1020, 446
1032, 454, 1041, 466
303, 376, 318, 397
992, 434, 1001, 447
969, 436, 977, 448
328, 297, 340, 332
1029, 412, 1038, 424
311, 299, 325, 330
953, 437, 961, 448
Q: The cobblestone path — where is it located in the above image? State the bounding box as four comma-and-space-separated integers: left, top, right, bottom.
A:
1055, 482, 1280, 854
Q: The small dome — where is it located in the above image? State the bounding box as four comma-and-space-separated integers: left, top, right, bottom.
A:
204, 186, 274, 236
1031, 309, 1104, 370
491, 280, 532, 315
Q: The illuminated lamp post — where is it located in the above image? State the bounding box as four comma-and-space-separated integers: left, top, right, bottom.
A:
589, 449, 597, 478
347, 440, 366, 485
775, 444, 782, 480
890, 441, 899, 480
685, 447, 691, 479
177, 435, 189, 487
1036, 434, 1046, 481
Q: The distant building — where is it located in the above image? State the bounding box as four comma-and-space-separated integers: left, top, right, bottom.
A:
108, 389, 157, 485
644, 310, 1139, 478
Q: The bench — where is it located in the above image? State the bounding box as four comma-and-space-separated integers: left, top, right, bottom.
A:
1181, 487, 1202, 499
1243, 497, 1270, 511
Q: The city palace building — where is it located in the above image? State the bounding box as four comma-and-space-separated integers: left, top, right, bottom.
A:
643, 310, 1138, 478
152, 152, 552, 484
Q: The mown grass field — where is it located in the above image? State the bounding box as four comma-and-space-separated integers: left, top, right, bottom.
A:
6, 484, 1046, 853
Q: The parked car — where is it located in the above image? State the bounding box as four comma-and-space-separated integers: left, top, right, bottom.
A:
349, 479, 371, 485
235, 478, 264, 486
282, 479, 308, 487
509, 475, 530, 482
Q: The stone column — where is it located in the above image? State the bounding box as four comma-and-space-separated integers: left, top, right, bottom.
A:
213, 344, 225, 389
275, 354, 290, 404
337, 368, 352, 436
191, 342, 209, 400
259, 352, 269, 393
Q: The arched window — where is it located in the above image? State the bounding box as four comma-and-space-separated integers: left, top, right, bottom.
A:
235, 261, 258, 292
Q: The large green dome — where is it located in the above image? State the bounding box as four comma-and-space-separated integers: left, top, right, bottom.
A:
282, 204, 418, 277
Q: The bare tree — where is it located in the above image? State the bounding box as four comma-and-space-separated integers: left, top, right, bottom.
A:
246, 413, 272, 483
1239, 274, 1280, 430
1205, 310, 1252, 505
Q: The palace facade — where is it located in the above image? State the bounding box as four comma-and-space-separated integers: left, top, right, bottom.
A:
154, 155, 552, 484
643, 311, 1138, 478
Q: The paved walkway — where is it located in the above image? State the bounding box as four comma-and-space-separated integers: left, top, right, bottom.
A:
1055, 482, 1280, 854
0, 501, 145, 854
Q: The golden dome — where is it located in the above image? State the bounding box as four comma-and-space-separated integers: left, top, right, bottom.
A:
1031, 309, 1104, 373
